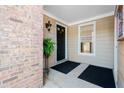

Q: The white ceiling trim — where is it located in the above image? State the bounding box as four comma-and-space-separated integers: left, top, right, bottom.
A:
43, 10, 114, 26
43, 10, 68, 25
69, 11, 114, 26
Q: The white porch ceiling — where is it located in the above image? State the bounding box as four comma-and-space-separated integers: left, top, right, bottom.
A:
43, 5, 115, 25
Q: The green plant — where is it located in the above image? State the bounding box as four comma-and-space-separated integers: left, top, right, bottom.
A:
43, 38, 55, 58
43, 38, 55, 74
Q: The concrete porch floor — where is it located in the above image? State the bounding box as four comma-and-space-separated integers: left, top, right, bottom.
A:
43, 63, 101, 88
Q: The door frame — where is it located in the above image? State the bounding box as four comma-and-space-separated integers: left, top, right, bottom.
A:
56, 22, 67, 63
114, 16, 118, 87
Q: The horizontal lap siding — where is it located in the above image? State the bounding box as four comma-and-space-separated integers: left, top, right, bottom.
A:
68, 16, 114, 69
118, 42, 124, 87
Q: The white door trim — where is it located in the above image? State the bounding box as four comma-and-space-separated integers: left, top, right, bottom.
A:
56, 22, 68, 63
114, 16, 118, 87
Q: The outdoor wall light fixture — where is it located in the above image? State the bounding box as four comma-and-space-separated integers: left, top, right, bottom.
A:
45, 20, 52, 31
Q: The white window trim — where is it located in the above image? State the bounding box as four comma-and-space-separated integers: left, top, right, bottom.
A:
78, 21, 96, 56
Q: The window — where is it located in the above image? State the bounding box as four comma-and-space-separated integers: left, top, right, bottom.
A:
78, 21, 96, 56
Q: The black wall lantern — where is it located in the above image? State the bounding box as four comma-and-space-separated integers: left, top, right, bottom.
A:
45, 20, 52, 31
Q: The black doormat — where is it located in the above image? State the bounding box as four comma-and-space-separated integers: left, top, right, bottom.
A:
51, 61, 80, 74
78, 65, 115, 88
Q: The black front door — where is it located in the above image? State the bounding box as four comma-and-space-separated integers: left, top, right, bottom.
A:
57, 24, 65, 61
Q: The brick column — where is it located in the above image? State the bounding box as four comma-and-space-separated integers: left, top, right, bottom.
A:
0, 6, 43, 88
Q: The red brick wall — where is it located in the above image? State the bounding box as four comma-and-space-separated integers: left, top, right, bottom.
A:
0, 6, 43, 88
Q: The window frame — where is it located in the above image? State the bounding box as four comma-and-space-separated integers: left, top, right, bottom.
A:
78, 21, 96, 56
